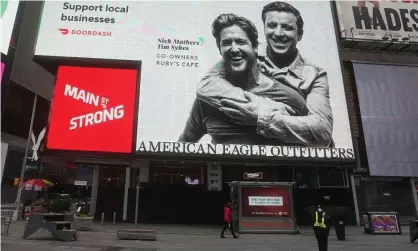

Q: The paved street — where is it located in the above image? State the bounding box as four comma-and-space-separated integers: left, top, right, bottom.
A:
1, 221, 416, 251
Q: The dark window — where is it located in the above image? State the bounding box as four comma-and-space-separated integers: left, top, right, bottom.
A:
1, 82, 35, 139
277, 168, 293, 182
318, 167, 348, 187
2, 146, 24, 178
98, 166, 126, 188
1, 82, 50, 140
294, 168, 319, 189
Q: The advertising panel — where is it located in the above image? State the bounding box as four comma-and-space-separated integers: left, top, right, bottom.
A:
241, 187, 291, 217
1, 0, 19, 55
46, 66, 138, 153
336, 0, 418, 42
36, 1, 353, 161
370, 214, 400, 233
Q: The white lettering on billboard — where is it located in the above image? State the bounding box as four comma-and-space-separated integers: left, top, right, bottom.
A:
249, 196, 283, 206
69, 105, 124, 130
63, 84, 125, 130
36, 1, 354, 160
64, 84, 100, 107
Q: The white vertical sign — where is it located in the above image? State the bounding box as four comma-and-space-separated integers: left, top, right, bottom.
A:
207, 162, 222, 191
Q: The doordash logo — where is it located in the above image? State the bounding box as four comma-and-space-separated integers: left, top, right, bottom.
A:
58, 28, 69, 35
58, 28, 112, 37
46, 66, 138, 153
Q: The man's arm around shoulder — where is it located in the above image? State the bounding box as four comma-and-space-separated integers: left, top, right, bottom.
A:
257, 68, 333, 147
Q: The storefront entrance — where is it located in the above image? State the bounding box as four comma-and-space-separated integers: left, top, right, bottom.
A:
94, 161, 229, 225
92, 161, 355, 226
354, 177, 418, 224
135, 183, 229, 224
134, 161, 228, 225
293, 167, 354, 225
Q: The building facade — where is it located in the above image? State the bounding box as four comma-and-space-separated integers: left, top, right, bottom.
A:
1, 1, 56, 203
2, 1, 417, 226
334, 0, 418, 224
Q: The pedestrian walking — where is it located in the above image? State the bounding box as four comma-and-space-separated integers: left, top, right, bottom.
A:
312, 205, 330, 251
221, 202, 237, 239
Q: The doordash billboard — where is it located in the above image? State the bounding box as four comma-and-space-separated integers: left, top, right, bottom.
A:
36, 1, 354, 161
46, 66, 138, 153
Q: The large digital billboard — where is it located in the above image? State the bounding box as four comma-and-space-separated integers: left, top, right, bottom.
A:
36, 1, 354, 160
46, 66, 138, 153
336, 0, 418, 42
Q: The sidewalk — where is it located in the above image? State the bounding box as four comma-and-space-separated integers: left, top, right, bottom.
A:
1, 221, 416, 251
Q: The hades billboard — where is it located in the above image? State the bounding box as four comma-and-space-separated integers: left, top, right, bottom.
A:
336, 0, 418, 42
37, 1, 354, 160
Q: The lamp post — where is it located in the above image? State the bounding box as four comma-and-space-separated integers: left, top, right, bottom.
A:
12, 94, 38, 220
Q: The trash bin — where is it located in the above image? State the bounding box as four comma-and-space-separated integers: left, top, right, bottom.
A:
335, 219, 346, 241
410, 220, 418, 243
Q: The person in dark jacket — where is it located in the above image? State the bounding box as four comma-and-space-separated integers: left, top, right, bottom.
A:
221, 202, 237, 238
312, 205, 331, 251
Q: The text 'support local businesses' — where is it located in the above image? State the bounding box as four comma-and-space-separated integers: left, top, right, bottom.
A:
36, 1, 354, 161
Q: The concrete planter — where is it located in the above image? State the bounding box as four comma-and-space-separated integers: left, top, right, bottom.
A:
74, 216, 94, 231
